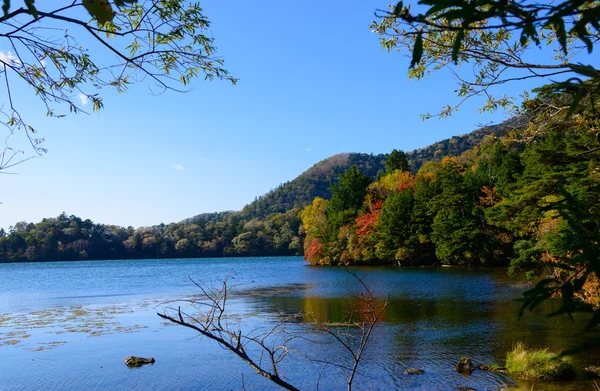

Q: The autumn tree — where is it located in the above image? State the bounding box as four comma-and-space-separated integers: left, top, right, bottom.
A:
0, 0, 235, 171
370, 0, 600, 349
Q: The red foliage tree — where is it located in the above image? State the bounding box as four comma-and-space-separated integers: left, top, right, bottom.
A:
304, 237, 324, 263
355, 200, 383, 239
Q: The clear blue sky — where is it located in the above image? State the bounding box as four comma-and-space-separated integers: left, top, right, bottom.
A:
0, 0, 585, 229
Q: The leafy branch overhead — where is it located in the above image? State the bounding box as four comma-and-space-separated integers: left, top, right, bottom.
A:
0, 1, 236, 171
372, 0, 600, 118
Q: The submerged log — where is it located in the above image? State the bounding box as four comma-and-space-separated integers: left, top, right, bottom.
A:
476, 363, 508, 373
404, 368, 425, 375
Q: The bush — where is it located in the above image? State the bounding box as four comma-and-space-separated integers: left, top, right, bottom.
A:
506, 342, 575, 380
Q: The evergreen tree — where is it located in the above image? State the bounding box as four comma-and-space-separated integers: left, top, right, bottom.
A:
385, 149, 409, 173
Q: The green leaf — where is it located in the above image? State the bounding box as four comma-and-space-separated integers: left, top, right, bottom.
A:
114, 0, 137, 8
82, 0, 114, 24
392, 1, 403, 16
549, 17, 567, 55
409, 31, 423, 69
568, 64, 600, 78
452, 29, 464, 63
24, 0, 37, 18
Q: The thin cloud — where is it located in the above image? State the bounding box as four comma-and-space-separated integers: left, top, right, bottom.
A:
78, 93, 88, 105
304, 148, 313, 152
172, 163, 185, 171
0, 51, 21, 67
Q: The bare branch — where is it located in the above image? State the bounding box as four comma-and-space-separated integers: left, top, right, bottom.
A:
158, 270, 389, 391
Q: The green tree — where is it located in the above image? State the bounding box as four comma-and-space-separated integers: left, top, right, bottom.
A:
0, 0, 235, 171
429, 159, 491, 265
371, 0, 600, 348
385, 149, 409, 173
408, 170, 441, 264
326, 166, 372, 214
376, 190, 414, 262
325, 166, 372, 246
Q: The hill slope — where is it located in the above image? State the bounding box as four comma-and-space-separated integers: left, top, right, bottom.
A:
239, 153, 387, 219
228, 120, 513, 221
1, 119, 515, 262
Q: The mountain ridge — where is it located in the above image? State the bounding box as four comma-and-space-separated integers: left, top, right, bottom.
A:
1, 118, 515, 262
186, 119, 513, 223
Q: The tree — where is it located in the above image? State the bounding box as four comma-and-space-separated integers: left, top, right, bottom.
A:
371, 0, 600, 118
385, 149, 409, 173
327, 166, 372, 215
0, 1, 235, 171
376, 190, 414, 262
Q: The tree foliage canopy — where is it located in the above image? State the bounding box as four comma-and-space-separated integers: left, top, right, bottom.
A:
0, 0, 235, 171
371, 0, 600, 118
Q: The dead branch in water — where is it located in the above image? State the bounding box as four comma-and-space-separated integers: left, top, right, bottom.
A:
158, 270, 389, 391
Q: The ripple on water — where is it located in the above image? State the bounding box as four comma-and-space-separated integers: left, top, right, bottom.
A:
1, 257, 599, 391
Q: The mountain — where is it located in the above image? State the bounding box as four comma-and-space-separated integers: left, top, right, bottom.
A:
225, 119, 514, 221
2, 119, 515, 263
238, 153, 387, 220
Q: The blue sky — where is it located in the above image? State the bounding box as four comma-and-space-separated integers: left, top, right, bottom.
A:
0, 0, 588, 229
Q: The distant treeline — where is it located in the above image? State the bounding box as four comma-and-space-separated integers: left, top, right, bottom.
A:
0, 208, 302, 262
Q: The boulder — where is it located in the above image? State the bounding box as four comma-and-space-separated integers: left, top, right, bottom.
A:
125, 356, 155, 367
457, 386, 477, 391
404, 368, 425, 375
456, 357, 475, 373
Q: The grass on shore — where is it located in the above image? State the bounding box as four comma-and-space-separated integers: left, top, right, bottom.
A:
506, 342, 575, 380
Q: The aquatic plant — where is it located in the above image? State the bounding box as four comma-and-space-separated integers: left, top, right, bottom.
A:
506, 342, 575, 380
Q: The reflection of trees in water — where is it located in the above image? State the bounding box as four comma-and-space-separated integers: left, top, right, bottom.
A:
160, 272, 389, 391
257, 291, 600, 368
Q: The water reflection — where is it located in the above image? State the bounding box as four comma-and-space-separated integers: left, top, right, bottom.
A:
247, 287, 600, 391
2, 257, 600, 390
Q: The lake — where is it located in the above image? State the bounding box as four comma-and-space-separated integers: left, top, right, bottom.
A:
0, 256, 598, 390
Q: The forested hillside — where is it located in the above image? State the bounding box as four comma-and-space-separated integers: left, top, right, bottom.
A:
406, 119, 521, 172
300, 86, 600, 307
238, 153, 386, 220
234, 119, 515, 222
0, 120, 513, 262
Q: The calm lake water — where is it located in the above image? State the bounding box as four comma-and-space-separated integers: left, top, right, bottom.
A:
1, 256, 598, 390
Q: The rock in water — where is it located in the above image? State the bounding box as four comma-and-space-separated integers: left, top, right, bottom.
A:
456, 357, 475, 373
404, 368, 425, 375
125, 356, 155, 367
457, 386, 477, 391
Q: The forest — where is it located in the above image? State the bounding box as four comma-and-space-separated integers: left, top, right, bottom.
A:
0, 122, 506, 263
301, 84, 600, 305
